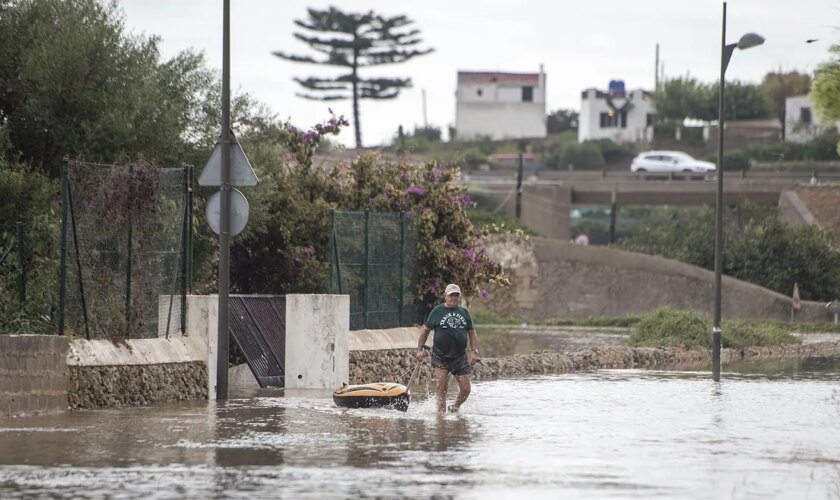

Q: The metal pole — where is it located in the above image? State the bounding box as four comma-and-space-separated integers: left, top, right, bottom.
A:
363, 209, 370, 329
713, 2, 728, 380
398, 211, 405, 326
328, 209, 335, 292
515, 151, 524, 220
16, 222, 25, 304
59, 160, 69, 335
180, 165, 189, 334
68, 181, 91, 341
125, 164, 134, 339
217, 0, 231, 400
188, 165, 194, 293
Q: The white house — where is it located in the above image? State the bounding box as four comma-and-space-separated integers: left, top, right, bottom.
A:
455, 67, 547, 140
785, 94, 839, 143
578, 81, 655, 143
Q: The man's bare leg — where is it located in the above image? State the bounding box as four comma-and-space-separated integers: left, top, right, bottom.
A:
451, 374, 471, 412
435, 367, 449, 414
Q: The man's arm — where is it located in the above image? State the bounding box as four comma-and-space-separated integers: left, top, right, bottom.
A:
467, 328, 480, 365
416, 326, 431, 359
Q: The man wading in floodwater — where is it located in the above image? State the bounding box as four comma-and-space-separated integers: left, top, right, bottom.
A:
416, 283, 481, 414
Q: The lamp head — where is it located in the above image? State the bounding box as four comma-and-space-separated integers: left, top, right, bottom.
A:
737, 33, 765, 50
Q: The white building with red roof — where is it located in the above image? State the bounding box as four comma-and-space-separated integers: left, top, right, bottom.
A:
455, 67, 547, 140
579, 80, 655, 143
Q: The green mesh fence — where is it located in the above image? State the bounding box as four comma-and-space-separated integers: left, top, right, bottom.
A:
328, 210, 425, 330
59, 161, 192, 339
0, 222, 26, 307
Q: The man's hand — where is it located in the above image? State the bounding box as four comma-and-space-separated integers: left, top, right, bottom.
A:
468, 349, 480, 366
416, 345, 429, 361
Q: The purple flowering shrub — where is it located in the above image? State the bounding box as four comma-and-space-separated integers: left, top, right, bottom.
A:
235, 114, 508, 307
328, 153, 509, 307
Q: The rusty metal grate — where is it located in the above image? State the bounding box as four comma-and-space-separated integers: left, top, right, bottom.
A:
229, 295, 285, 387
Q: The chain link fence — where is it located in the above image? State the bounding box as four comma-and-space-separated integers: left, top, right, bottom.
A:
59, 161, 192, 339
0, 222, 26, 307
328, 210, 425, 330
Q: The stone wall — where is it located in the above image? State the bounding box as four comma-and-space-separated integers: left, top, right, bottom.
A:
350, 342, 840, 385
476, 236, 830, 322
66, 337, 208, 410
68, 362, 207, 409
0, 335, 69, 418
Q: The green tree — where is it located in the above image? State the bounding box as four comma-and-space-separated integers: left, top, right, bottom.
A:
811, 45, 840, 128
652, 77, 714, 122
273, 7, 433, 148
709, 80, 773, 121
619, 204, 840, 300
546, 109, 579, 134
0, 0, 216, 176
761, 70, 812, 138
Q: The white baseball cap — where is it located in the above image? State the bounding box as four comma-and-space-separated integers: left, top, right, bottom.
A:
444, 284, 461, 296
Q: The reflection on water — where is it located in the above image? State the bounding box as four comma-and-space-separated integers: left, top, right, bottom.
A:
0, 357, 838, 499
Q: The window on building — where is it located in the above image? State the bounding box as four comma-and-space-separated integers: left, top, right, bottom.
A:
477, 88, 483, 97
800, 107, 812, 124
646, 113, 655, 127
522, 86, 533, 102
600, 111, 627, 128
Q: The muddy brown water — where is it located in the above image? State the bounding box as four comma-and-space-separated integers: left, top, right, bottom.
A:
1, 354, 838, 499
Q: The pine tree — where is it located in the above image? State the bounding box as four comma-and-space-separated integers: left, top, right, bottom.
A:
273, 7, 433, 148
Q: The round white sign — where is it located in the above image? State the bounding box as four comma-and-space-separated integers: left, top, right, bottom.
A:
205, 188, 250, 236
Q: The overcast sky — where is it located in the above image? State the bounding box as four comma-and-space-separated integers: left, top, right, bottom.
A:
117, 0, 838, 148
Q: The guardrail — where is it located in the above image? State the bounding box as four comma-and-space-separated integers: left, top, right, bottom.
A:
464, 169, 840, 185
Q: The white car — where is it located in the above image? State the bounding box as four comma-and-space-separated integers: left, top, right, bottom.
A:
630, 151, 716, 173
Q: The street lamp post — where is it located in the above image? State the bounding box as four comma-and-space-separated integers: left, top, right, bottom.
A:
713, 2, 764, 380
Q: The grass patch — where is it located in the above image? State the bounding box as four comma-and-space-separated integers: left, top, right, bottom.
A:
628, 307, 803, 349
540, 315, 642, 328
470, 307, 521, 325
470, 307, 641, 328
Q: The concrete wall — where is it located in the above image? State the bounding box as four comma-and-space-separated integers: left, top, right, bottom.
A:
183, 295, 218, 400
0, 335, 68, 418
284, 294, 350, 389
779, 190, 818, 229
66, 337, 207, 409
478, 236, 830, 322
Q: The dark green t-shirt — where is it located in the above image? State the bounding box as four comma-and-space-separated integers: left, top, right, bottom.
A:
425, 304, 473, 359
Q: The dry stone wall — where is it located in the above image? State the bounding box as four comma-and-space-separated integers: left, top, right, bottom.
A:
349, 342, 840, 386
68, 362, 207, 409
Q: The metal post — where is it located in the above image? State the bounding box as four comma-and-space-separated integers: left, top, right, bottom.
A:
713, 2, 728, 381
180, 165, 189, 334
58, 160, 69, 335
515, 151, 524, 220
609, 186, 617, 245
217, 0, 232, 400
399, 211, 405, 326
68, 181, 91, 341
16, 222, 25, 304
187, 165, 194, 293
327, 208, 335, 293
125, 164, 134, 339
363, 209, 370, 329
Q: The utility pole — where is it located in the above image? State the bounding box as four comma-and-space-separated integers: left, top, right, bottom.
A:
217, 0, 231, 400
655, 43, 660, 90
422, 89, 428, 128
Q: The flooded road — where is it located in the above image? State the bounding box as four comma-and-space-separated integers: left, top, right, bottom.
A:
1, 357, 838, 499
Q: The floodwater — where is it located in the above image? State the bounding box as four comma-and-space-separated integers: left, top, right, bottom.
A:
1, 357, 839, 499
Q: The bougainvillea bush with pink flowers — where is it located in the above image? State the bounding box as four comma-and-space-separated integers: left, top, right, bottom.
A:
230, 114, 509, 309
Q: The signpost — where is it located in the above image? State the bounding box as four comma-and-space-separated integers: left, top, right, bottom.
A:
197, 0, 258, 401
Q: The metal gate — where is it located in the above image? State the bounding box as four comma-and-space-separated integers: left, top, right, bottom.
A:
229, 295, 286, 387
